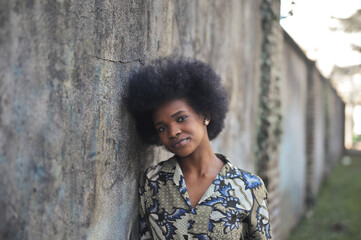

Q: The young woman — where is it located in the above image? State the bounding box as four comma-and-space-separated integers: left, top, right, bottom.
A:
126, 57, 271, 240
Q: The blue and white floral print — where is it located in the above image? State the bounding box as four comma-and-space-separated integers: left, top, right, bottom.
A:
155, 208, 187, 231
148, 180, 160, 195
265, 223, 272, 239
221, 209, 242, 232
225, 167, 241, 178
139, 154, 272, 239
222, 196, 241, 209
178, 176, 187, 194
192, 233, 209, 240
213, 175, 233, 196
242, 172, 263, 190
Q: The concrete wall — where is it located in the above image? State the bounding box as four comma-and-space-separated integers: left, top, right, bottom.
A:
0, 1, 264, 239
309, 68, 326, 197
0, 1, 346, 239
278, 31, 345, 239
324, 83, 345, 171
278, 32, 308, 239
306, 67, 345, 201
0, 1, 152, 239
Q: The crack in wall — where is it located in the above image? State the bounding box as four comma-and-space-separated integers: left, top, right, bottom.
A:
88, 55, 145, 65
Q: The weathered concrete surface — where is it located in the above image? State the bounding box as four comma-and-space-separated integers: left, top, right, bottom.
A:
278, 32, 345, 239
0, 1, 264, 239
0, 0, 347, 239
279, 32, 309, 240
306, 66, 345, 200
0, 1, 151, 238
306, 67, 326, 203
324, 83, 345, 171
208, 0, 262, 172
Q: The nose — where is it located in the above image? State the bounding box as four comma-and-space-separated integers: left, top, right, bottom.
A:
168, 124, 181, 139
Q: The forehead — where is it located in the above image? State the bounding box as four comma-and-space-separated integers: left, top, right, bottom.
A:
152, 99, 196, 121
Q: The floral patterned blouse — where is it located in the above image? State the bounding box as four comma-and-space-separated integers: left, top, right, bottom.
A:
139, 154, 271, 240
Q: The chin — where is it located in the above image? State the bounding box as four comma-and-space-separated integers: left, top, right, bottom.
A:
166, 147, 192, 158
175, 152, 190, 158
175, 149, 196, 158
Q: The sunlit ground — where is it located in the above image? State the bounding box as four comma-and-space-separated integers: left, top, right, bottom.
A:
288, 154, 361, 240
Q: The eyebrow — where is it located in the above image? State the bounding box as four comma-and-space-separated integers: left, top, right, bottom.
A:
171, 110, 185, 118
154, 110, 185, 126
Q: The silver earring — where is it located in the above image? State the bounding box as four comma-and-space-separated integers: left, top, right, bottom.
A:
204, 119, 209, 125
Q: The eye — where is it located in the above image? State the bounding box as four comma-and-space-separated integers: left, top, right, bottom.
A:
157, 126, 165, 133
177, 115, 188, 122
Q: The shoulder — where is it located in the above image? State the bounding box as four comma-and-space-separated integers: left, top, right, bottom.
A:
139, 155, 177, 183
220, 154, 267, 196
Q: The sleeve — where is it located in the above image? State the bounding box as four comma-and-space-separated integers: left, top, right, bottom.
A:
139, 170, 153, 240
243, 179, 272, 240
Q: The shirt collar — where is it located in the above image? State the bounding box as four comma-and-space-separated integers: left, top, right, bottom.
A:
164, 153, 232, 186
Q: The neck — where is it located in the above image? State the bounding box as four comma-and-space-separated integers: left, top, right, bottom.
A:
178, 141, 223, 177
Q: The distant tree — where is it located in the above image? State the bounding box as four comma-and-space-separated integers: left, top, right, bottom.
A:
331, 9, 361, 105
338, 9, 361, 33
333, 42, 361, 75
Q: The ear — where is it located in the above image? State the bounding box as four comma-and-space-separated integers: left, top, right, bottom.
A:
203, 117, 210, 126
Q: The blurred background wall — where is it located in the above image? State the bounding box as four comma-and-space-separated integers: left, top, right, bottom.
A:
0, 0, 345, 239
278, 32, 345, 239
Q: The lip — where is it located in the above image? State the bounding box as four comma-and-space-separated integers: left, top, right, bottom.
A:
171, 137, 190, 148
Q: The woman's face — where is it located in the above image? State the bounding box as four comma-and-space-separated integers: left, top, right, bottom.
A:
152, 99, 210, 158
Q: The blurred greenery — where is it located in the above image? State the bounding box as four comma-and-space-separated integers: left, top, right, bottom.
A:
352, 135, 361, 142
288, 155, 361, 240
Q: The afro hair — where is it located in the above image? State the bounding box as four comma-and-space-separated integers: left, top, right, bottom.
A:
126, 57, 228, 145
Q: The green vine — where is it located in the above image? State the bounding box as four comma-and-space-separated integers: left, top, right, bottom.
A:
255, 0, 282, 187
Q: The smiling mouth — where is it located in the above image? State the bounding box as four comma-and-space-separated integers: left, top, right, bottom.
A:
172, 138, 190, 148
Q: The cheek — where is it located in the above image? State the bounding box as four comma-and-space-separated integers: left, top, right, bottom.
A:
158, 133, 169, 145
188, 123, 206, 138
